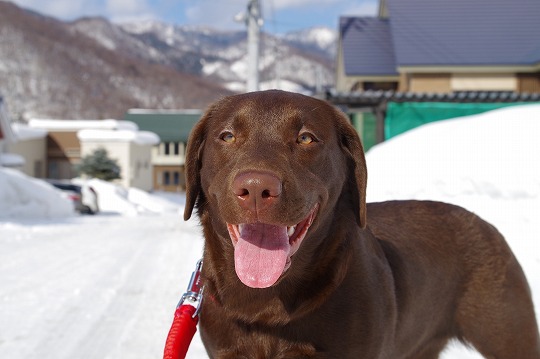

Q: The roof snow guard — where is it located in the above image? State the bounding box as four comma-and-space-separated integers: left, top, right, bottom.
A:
326, 90, 540, 108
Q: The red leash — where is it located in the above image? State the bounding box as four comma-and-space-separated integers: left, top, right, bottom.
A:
163, 260, 204, 359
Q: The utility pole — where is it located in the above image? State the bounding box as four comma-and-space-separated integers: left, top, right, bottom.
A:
236, 0, 263, 92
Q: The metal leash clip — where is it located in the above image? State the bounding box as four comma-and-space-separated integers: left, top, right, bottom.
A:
178, 259, 204, 318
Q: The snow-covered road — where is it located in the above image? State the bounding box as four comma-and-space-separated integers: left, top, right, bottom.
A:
0, 214, 207, 359
1, 207, 537, 359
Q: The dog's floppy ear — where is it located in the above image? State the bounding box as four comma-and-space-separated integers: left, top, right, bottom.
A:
336, 111, 368, 229
183, 113, 208, 221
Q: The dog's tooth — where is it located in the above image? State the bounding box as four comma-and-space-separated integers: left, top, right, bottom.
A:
287, 226, 296, 237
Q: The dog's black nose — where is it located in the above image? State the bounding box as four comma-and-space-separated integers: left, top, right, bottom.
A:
233, 171, 282, 213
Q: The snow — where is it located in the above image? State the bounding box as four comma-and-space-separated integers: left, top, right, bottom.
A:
0, 168, 74, 219
366, 104, 540, 203
0, 153, 25, 167
260, 79, 310, 94
11, 123, 47, 141
28, 119, 139, 131
77, 129, 160, 146
1, 104, 539, 358
283, 26, 337, 52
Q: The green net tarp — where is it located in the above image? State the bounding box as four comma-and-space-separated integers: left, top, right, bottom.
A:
350, 112, 377, 152
385, 102, 537, 140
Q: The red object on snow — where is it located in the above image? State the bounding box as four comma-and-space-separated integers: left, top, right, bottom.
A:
163, 260, 204, 359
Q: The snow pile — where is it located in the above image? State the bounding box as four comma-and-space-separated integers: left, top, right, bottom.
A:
11, 123, 47, 141
0, 170, 181, 219
75, 178, 182, 216
77, 129, 160, 145
28, 118, 138, 131
366, 104, 540, 203
0, 168, 74, 219
0, 153, 25, 167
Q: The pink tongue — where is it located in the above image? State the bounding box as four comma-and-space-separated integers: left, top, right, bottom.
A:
232, 223, 290, 288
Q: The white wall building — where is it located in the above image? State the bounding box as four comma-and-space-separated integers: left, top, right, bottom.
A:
9, 123, 47, 177
77, 129, 159, 191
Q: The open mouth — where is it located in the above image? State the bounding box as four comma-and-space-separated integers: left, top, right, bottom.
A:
227, 204, 319, 289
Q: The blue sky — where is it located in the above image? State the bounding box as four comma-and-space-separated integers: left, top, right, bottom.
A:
9, 0, 378, 33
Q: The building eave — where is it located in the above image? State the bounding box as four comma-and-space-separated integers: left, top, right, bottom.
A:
343, 74, 400, 82
397, 63, 540, 74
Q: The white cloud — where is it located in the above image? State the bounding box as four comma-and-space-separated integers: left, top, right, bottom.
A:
271, 0, 340, 11
9, 0, 157, 22
105, 0, 158, 22
10, 0, 103, 19
342, 1, 378, 16
185, 1, 246, 28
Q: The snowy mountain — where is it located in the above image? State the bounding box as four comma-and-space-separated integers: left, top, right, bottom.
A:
116, 21, 336, 93
281, 27, 337, 59
0, 1, 336, 120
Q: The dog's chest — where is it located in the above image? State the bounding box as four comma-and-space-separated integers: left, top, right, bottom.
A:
201, 314, 322, 358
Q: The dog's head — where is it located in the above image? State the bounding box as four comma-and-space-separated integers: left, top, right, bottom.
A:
184, 90, 367, 289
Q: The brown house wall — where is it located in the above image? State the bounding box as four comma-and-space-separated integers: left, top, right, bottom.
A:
46, 131, 81, 179
408, 73, 452, 93
518, 73, 540, 92
47, 132, 81, 159
153, 165, 186, 192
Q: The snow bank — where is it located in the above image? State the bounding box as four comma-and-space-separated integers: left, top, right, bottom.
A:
11, 123, 47, 141
0, 169, 181, 220
366, 104, 540, 204
0, 168, 74, 219
0, 153, 25, 167
74, 178, 182, 216
28, 118, 138, 131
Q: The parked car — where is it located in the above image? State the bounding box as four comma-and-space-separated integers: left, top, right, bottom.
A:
46, 180, 99, 214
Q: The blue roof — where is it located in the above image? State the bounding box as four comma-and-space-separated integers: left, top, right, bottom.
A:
340, 17, 398, 76
387, 0, 540, 67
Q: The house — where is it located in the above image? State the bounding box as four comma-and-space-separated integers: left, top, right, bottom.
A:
336, 17, 398, 93
334, 0, 540, 146
27, 119, 159, 191
9, 123, 47, 177
124, 109, 202, 192
77, 128, 159, 191
27, 119, 137, 179
337, 0, 540, 93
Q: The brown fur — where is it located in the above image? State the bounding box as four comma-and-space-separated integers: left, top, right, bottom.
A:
184, 90, 540, 358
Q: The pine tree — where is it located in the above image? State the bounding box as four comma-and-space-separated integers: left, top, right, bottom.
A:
77, 148, 121, 181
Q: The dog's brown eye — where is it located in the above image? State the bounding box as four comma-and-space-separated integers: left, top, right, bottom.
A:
297, 133, 315, 145
220, 132, 236, 143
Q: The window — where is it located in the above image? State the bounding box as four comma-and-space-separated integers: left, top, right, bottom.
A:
163, 171, 171, 185
164, 142, 170, 155
173, 171, 180, 185
174, 142, 180, 155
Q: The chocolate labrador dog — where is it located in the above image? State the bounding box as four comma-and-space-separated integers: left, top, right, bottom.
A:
183, 90, 539, 358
